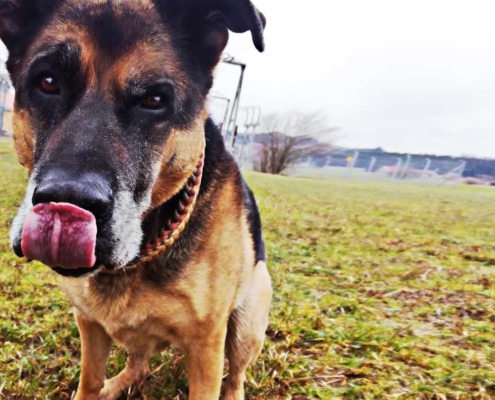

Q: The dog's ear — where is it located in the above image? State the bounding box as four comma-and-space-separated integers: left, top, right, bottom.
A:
0, 0, 22, 48
201, 0, 266, 53
0, 0, 63, 54
154, 0, 266, 68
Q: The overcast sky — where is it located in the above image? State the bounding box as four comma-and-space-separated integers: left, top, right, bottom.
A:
211, 0, 495, 158
1, 1, 494, 157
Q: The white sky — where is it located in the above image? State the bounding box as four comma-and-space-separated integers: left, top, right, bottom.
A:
2, 1, 495, 157
211, 0, 495, 158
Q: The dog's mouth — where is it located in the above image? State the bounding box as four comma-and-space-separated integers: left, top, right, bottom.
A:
13, 200, 139, 278
21, 202, 98, 271
13, 153, 204, 278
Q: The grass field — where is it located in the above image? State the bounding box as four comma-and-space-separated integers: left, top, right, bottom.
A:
1, 136, 495, 399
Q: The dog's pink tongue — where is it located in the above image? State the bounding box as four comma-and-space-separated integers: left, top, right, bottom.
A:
21, 203, 97, 269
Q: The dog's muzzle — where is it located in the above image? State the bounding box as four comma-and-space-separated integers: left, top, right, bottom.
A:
19, 171, 113, 270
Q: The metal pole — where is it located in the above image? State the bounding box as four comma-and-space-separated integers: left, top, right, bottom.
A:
350, 151, 359, 169
400, 154, 411, 180
423, 158, 431, 173
363, 156, 377, 182
210, 93, 231, 136
246, 106, 261, 168
421, 158, 431, 185
367, 157, 376, 173
222, 99, 231, 133
238, 106, 261, 169
439, 160, 466, 187
345, 151, 359, 180
231, 67, 245, 146
223, 57, 246, 147
0, 78, 8, 133
391, 158, 402, 180
453, 161, 467, 187
238, 107, 253, 164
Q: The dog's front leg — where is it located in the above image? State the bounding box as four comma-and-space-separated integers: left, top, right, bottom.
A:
74, 310, 113, 400
99, 351, 150, 400
184, 326, 227, 400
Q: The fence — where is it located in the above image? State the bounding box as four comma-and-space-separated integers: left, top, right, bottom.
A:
287, 151, 470, 186
208, 93, 477, 186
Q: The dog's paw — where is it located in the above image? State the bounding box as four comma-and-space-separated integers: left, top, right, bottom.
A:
98, 378, 126, 400
222, 385, 245, 400
74, 391, 100, 400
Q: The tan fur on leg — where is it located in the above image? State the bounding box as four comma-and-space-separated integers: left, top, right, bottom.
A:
184, 326, 227, 400
224, 261, 272, 400
99, 352, 150, 400
74, 310, 113, 400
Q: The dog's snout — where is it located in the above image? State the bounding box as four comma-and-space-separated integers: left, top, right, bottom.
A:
32, 171, 114, 222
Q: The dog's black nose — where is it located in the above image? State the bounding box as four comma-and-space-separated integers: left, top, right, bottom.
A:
32, 171, 114, 222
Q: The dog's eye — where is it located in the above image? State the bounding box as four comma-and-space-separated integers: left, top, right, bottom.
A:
142, 95, 165, 110
39, 75, 61, 95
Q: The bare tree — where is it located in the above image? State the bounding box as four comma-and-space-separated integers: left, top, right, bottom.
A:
254, 110, 338, 175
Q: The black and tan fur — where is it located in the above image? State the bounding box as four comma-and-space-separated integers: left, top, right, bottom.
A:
1, 0, 272, 399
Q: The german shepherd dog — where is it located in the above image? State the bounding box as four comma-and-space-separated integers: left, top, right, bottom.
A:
1, 0, 272, 398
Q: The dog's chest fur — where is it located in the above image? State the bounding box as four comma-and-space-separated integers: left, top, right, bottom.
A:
59, 187, 255, 353
60, 273, 205, 352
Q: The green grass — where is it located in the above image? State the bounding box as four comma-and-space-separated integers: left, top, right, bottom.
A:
1, 136, 494, 399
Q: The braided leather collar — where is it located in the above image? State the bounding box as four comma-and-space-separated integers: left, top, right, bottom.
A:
100, 153, 204, 275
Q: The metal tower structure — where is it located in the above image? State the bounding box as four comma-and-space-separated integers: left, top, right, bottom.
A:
222, 56, 246, 148
237, 106, 261, 168
0, 44, 12, 134
0, 76, 10, 134
209, 91, 231, 135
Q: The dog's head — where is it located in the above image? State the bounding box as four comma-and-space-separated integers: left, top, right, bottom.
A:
2, 0, 265, 277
